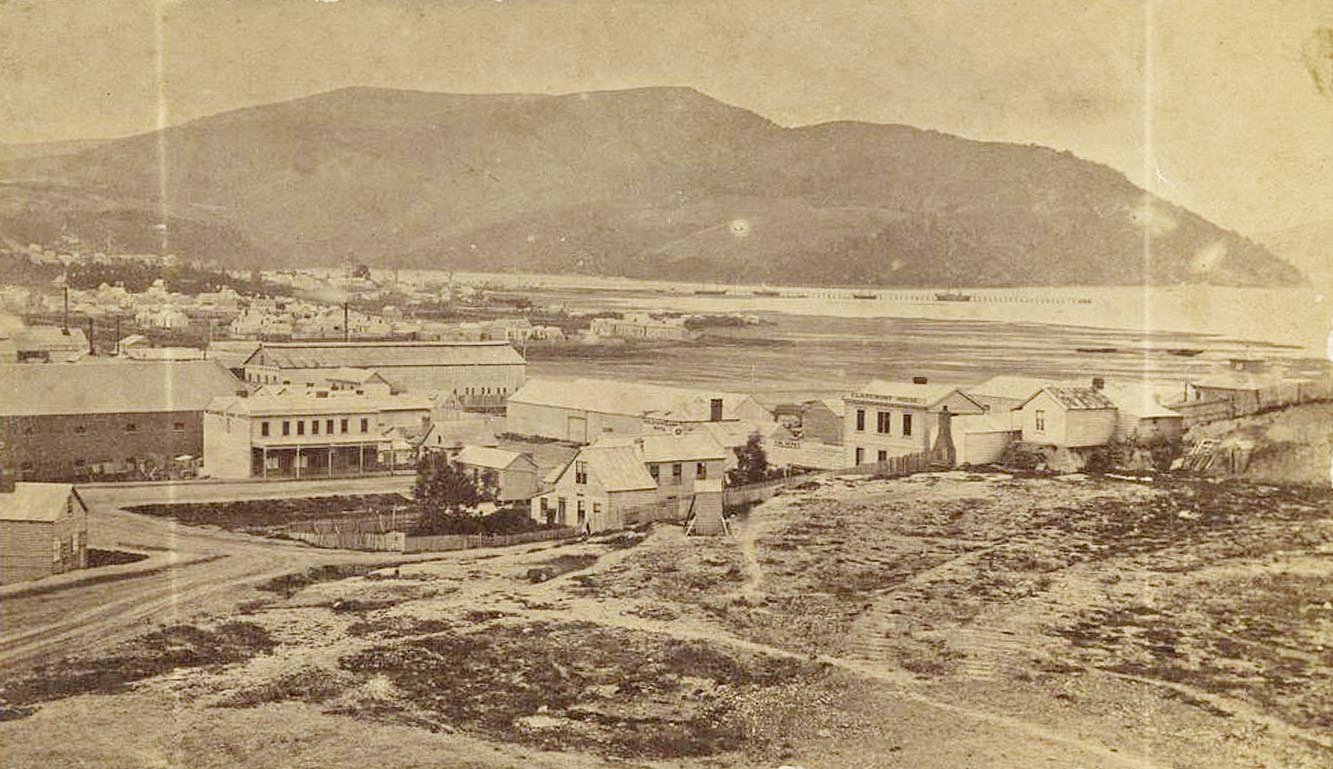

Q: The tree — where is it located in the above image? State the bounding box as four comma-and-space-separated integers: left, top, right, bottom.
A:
412, 453, 494, 521
729, 433, 770, 485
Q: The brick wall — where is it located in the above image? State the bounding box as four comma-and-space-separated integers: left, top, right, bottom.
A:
0, 410, 206, 481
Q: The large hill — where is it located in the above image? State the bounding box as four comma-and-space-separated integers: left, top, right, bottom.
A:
0, 86, 1302, 287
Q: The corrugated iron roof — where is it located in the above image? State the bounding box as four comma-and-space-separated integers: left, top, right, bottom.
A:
510, 377, 748, 419
1030, 386, 1117, 410
558, 445, 657, 492
0, 360, 245, 417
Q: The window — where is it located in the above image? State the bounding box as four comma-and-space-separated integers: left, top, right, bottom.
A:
173, 422, 185, 432
1035, 409, 1046, 432
312, 420, 320, 435
74, 458, 85, 467
74, 424, 87, 435
282, 420, 291, 436
671, 463, 682, 484
877, 411, 892, 434
901, 413, 912, 437
574, 460, 588, 485
326, 419, 334, 434
592, 502, 602, 520
22, 425, 34, 436
576, 499, 586, 523
20, 461, 33, 471
854, 447, 864, 465
877, 449, 888, 462
340, 419, 348, 433
261, 421, 270, 437
125, 423, 137, 433
297, 421, 305, 436
649, 464, 660, 483
696, 462, 707, 480
855, 409, 866, 432
360, 418, 369, 433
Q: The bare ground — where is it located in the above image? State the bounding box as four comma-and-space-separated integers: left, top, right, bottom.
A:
1, 472, 1329, 768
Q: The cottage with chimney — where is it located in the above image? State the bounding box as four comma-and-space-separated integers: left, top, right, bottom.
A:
1015, 380, 1118, 448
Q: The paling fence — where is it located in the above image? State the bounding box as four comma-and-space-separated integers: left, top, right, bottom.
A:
834, 451, 934, 478
285, 505, 575, 552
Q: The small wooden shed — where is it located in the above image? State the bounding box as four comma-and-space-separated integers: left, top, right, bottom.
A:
0, 482, 89, 584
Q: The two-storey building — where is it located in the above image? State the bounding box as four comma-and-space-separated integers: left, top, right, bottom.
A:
843, 378, 985, 467
202, 389, 432, 479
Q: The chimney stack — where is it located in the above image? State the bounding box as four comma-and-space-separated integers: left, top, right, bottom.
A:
63, 286, 70, 332
912, 376, 929, 385
343, 302, 350, 342
709, 398, 724, 422
87, 317, 95, 356
1091, 377, 1105, 390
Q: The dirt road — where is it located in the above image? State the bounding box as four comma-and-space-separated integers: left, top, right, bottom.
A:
0, 480, 418, 674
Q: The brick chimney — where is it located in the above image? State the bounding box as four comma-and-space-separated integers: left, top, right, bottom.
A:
709, 398, 723, 422
1091, 377, 1105, 390
912, 376, 929, 385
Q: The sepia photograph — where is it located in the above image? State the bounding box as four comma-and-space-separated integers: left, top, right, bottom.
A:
0, 1, 1330, 766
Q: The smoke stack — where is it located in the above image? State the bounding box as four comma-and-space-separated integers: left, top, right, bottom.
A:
343, 302, 350, 342
912, 376, 929, 385
63, 286, 70, 332
709, 398, 724, 422
87, 317, 94, 356
1091, 377, 1105, 391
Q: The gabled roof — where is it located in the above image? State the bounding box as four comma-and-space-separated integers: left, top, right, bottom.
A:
14, 326, 88, 352
595, 432, 729, 462
454, 445, 531, 470
849, 380, 985, 412
966, 375, 1053, 403
509, 377, 748, 420
552, 445, 657, 492
694, 420, 792, 449
206, 390, 431, 418
0, 483, 84, 522
1020, 385, 1116, 411
243, 340, 524, 369
325, 367, 389, 385
0, 360, 245, 417
1099, 382, 1182, 419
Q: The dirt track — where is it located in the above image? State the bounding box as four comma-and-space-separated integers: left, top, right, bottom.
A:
2, 472, 1329, 768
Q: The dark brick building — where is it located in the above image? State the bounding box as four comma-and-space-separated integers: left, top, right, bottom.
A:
0, 359, 246, 481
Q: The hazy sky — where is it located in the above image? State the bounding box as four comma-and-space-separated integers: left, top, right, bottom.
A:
1, 0, 1330, 236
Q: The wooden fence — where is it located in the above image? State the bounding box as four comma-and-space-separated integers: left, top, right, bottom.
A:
287, 525, 577, 553
839, 451, 934, 478
622, 499, 684, 527
402, 527, 577, 553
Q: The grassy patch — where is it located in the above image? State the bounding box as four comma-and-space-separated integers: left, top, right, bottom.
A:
256, 563, 399, 598
0, 622, 275, 712
125, 494, 408, 534
337, 620, 822, 758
